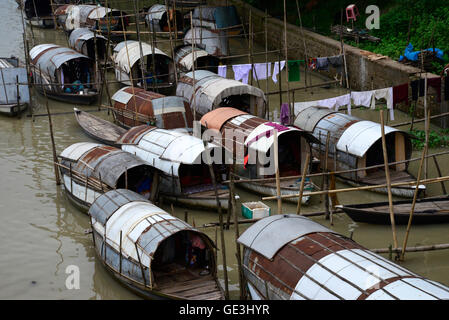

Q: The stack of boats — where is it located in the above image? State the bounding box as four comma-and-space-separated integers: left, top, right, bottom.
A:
10, 0, 449, 301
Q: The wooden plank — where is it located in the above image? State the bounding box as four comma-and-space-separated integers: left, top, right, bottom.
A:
395, 132, 406, 171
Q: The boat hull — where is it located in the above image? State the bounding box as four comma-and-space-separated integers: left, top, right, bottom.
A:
238, 181, 312, 205
35, 85, 99, 105
161, 193, 229, 211
0, 103, 27, 116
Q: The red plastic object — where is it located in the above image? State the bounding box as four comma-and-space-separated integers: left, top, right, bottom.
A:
346, 4, 359, 22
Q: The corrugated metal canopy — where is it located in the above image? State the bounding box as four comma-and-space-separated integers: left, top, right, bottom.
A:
87, 7, 113, 19
69, 28, 107, 51
113, 41, 170, 74
146, 4, 166, 21
59, 142, 101, 161
184, 28, 228, 56
200, 106, 248, 131
294, 106, 338, 132
336, 120, 401, 157
238, 214, 338, 260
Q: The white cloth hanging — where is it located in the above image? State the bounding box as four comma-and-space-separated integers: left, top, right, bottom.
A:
252, 62, 271, 81
373, 87, 394, 120
218, 65, 227, 78
351, 90, 375, 108
272, 60, 286, 83
293, 94, 351, 116
232, 64, 252, 84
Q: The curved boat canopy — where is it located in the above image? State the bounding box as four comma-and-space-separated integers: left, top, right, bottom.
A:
238, 214, 449, 300
184, 27, 228, 56
89, 189, 215, 269
59, 142, 152, 188
30, 43, 91, 76
111, 86, 193, 130
68, 28, 107, 58
174, 45, 219, 72
177, 70, 266, 117
191, 6, 241, 30
145, 4, 183, 32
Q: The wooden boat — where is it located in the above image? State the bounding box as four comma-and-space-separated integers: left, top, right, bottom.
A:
200, 107, 319, 205
339, 196, 449, 225
64, 4, 128, 39
74, 109, 230, 210
29, 44, 100, 104
238, 214, 449, 300
0, 57, 30, 116
293, 106, 425, 198
58, 142, 156, 212
177, 70, 267, 119
23, 0, 56, 28
89, 189, 224, 300
110, 86, 193, 131
145, 4, 184, 38
174, 45, 219, 73
68, 28, 108, 66
112, 41, 176, 95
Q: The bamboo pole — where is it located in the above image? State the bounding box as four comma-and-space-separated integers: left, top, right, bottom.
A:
372, 243, 449, 254
283, 0, 292, 123
432, 155, 447, 194
323, 132, 331, 220
400, 109, 430, 261
190, 11, 196, 120
380, 109, 398, 249
391, 110, 449, 128
274, 129, 282, 214
134, 0, 148, 91
164, 0, 178, 85
296, 151, 310, 215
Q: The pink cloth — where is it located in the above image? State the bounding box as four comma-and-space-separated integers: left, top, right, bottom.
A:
280, 103, 290, 125
191, 234, 205, 249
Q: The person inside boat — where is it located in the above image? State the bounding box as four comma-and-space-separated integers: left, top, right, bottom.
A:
135, 175, 152, 199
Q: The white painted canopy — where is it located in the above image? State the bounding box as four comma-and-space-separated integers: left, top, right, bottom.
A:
113, 41, 170, 74
59, 142, 101, 161
244, 122, 302, 154
87, 7, 113, 20
336, 120, 399, 157
184, 27, 228, 56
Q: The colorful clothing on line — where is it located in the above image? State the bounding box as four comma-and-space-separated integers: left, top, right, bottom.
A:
287, 60, 303, 82
393, 83, 409, 106
232, 64, 252, 84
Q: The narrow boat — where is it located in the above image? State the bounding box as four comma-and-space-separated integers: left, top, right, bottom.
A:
64, 4, 128, 39
23, 0, 56, 28
68, 28, 108, 66
112, 41, 176, 95
59, 142, 156, 212
0, 57, 30, 116
339, 196, 449, 225
29, 44, 100, 104
293, 106, 425, 198
74, 109, 230, 210
145, 4, 184, 38
174, 45, 219, 73
110, 86, 193, 130
89, 189, 224, 300
177, 70, 267, 119
200, 107, 319, 204
190, 5, 242, 35
53, 4, 73, 28
238, 214, 449, 300
184, 27, 229, 57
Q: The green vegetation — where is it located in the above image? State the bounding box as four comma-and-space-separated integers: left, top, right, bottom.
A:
409, 129, 449, 150
244, 0, 449, 74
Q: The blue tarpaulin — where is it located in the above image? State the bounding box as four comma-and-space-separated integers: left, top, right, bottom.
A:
399, 43, 444, 62
214, 6, 241, 29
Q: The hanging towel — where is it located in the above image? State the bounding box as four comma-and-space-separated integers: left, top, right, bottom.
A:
335, 93, 351, 114
287, 60, 303, 82
393, 83, 409, 106
218, 65, 227, 78
316, 57, 329, 71
232, 64, 252, 84
280, 103, 290, 125
445, 76, 449, 101
293, 94, 350, 116
351, 90, 375, 108
411, 79, 425, 101
373, 87, 394, 120
252, 62, 271, 81
272, 60, 286, 83
427, 77, 442, 102
328, 55, 343, 73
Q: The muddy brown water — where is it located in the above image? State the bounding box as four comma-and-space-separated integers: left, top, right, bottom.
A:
0, 0, 448, 299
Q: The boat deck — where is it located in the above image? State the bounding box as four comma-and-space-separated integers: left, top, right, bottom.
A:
359, 200, 449, 215
361, 169, 415, 185
154, 264, 223, 300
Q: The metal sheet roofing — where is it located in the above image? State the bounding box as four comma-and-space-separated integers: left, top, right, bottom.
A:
294, 106, 338, 132
184, 27, 228, 56
200, 107, 248, 131
238, 214, 337, 260
59, 142, 102, 161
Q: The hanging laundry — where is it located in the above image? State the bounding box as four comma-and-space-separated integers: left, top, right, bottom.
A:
293, 94, 351, 116
316, 57, 329, 71
308, 58, 317, 70
411, 79, 425, 101
272, 60, 286, 83
280, 103, 290, 125
445, 76, 449, 101
373, 87, 394, 120
328, 55, 343, 73
218, 65, 227, 78
393, 83, 409, 106
351, 90, 375, 108
232, 64, 252, 84
252, 62, 271, 81
427, 77, 442, 102
287, 60, 303, 82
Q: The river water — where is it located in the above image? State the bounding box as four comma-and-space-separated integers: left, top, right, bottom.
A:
0, 0, 448, 300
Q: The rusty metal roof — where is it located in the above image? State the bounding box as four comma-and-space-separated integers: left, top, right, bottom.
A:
200, 107, 248, 131
238, 214, 337, 260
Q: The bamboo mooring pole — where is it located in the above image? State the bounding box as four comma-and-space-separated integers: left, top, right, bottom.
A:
296, 151, 310, 215
273, 129, 282, 214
